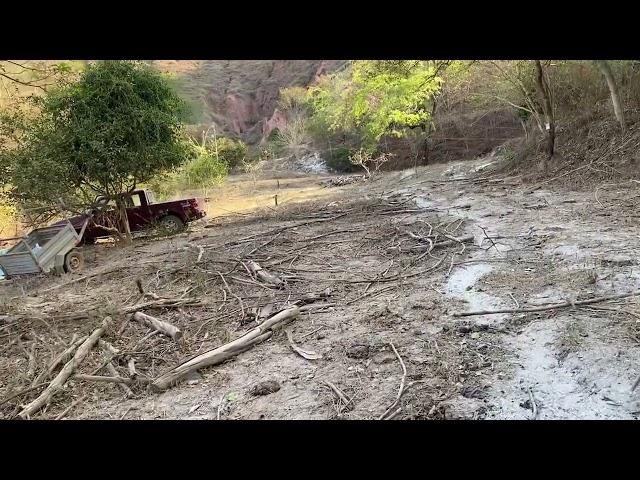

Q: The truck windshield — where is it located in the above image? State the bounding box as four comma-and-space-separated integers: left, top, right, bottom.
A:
146, 191, 155, 205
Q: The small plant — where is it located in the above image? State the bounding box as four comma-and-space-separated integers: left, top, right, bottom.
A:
324, 146, 355, 172
348, 149, 393, 177
242, 157, 263, 189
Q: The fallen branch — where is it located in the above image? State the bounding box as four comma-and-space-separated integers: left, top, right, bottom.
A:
286, 329, 322, 360
73, 374, 141, 385
32, 334, 86, 389
55, 396, 85, 420
122, 298, 204, 314
387, 235, 474, 253
453, 290, 640, 317
18, 317, 111, 419
106, 363, 134, 397
218, 272, 245, 319
527, 386, 538, 420
379, 342, 407, 420
323, 380, 351, 414
0, 383, 48, 408
132, 311, 182, 342
247, 260, 284, 288
152, 307, 300, 391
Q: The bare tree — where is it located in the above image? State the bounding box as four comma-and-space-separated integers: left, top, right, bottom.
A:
349, 149, 393, 178
594, 60, 625, 133
0, 61, 57, 92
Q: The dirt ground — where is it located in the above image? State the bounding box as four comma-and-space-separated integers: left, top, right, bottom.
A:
2, 157, 640, 420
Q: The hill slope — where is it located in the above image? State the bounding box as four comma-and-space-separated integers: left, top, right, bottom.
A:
153, 60, 346, 143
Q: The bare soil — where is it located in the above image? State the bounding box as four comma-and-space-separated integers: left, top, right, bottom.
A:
2, 156, 640, 420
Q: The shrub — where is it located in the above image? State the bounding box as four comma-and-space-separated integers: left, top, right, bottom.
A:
205, 137, 248, 169
325, 146, 359, 173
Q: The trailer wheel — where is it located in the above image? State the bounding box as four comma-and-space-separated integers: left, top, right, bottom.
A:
64, 250, 84, 273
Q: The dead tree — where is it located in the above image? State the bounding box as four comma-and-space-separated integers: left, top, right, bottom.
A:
595, 60, 626, 133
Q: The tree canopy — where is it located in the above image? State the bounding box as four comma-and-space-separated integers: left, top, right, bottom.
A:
307, 60, 445, 150
1, 60, 190, 215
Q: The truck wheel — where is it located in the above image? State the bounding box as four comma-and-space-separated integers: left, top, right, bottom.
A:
158, 215, 185, 235
64, 250, 84, 273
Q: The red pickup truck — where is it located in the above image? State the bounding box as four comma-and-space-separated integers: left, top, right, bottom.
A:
55, 189, 206, 243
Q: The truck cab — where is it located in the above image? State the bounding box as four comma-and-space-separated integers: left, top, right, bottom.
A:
57, 189, 207, 243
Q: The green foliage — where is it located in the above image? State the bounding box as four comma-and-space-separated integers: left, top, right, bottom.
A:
206, 136, 248, 169
145, 136, 237, 199
165, 74, 206, 124
1, 60, 190, 213
183, 139, 229, 188
278, 86, 309, 113
307, 61, 444, 150
325, 146, 359, 172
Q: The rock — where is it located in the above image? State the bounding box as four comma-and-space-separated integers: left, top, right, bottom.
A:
457, 326, 472, 334
470, 332, 480, 340
346, 344, 370, 359
250, 380, 281, 396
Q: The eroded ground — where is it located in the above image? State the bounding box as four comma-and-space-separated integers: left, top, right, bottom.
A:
2, 158, 640, 419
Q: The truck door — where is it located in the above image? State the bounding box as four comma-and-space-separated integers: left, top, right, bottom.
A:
126, 192, 152, 231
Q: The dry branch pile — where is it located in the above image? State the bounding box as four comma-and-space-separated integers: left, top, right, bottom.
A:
0, 193, 480, 419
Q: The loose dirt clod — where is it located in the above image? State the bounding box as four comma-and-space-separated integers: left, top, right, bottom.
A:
346, 344, 370, 360
250, 380, 281, 396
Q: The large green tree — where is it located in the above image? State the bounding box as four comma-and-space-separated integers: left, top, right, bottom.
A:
2, 60, 190, 241
307, 60, 446, 151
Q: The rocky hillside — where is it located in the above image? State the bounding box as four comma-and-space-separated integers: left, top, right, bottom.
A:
153, 60, 346, 144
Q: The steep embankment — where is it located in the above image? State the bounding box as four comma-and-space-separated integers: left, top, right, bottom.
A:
153, 60, 346, 144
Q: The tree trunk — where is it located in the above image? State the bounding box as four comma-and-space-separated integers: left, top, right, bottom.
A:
115, 197, 132, 245
595, 60, 626, 133
534, 60, 555, 166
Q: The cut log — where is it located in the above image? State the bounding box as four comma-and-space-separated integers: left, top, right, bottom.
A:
247, 260, 284, 288
132, 311, 182, 341
18, 317, 111, 419
31, 334, 86, 387
152, 307, 299, 391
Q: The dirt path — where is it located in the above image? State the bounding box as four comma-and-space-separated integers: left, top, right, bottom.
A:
405, 159, 640, 419
3, 158, 640, 420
